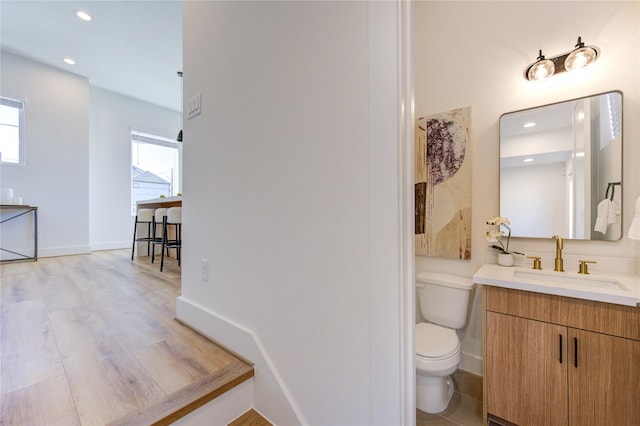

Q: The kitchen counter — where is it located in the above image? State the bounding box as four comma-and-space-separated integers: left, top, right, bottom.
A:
136, 196, 182, 209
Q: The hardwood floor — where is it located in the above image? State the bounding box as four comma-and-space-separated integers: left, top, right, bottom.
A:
228, 409, 271, 426
0, 250, 253, 425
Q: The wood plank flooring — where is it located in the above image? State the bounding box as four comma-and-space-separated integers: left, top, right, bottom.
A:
228, 409, 272, 426
0, 250, 253, 425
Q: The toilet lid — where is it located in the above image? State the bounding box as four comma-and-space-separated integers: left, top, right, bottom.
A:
415, 323, 459, 358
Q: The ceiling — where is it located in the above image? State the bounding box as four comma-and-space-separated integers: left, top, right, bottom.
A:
1, 0, 182, 112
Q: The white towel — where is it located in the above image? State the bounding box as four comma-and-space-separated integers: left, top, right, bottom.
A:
608, 199, 620, 225
594, 199, 612, 234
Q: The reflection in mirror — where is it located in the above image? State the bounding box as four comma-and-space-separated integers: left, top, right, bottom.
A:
500, 91, 622, 241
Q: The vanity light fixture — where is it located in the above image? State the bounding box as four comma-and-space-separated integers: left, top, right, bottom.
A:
524, 36, 599, 81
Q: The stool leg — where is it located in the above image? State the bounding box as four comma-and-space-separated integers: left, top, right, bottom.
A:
146, 222, 151, 256
131, 216, 138, 260
177, 223, 181, 266
160, 216, 167, 272
151, 218, 157, 263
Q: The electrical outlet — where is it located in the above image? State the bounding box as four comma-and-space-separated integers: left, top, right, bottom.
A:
201, 259, 208, 281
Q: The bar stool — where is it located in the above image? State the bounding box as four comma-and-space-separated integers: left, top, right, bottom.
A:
160, 207, 182, 271
151, 208, 168, 263
131, 208, 155, 260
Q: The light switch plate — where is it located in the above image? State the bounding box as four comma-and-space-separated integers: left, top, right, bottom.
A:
201, 258, 208, 281
187, 93, 201, 120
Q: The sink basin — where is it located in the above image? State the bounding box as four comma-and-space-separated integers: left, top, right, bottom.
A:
513, 269, 628, 291
473, 263, 639, 306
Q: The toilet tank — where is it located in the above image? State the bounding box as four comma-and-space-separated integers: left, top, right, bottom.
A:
416, 272, 475, 329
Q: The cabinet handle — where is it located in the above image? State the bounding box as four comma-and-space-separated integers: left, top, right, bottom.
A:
559, 334, 563, 363
574, 337, 578, 368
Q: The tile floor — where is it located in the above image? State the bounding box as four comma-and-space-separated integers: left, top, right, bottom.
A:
417, 370, 483, 426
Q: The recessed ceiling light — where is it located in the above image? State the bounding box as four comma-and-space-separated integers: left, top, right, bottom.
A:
523, 158, 535, 163
523, 122, 536, 128
63, 57, 76, 65
75, 9, 92, 22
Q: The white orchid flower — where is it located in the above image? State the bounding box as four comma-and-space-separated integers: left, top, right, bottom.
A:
486, 216, 510, 226
485, 216, 522, 256
485, 229, 504, 243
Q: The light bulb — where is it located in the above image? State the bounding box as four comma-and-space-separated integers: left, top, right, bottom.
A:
565, 37, 598, 72
526, 50, 555, 81
565, 47, 597, 71
527, 59, 555, 80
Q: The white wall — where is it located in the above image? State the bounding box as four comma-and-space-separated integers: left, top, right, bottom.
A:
179, 1, 409, 425
415, 1, 640, 374
501, 162, 567, 237
89, 87, 181, 250
1, 52, 90, 257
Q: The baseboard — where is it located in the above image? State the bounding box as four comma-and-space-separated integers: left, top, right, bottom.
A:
176, 296, 305, 426
91, 241, 130, 251
171, 378, 253, 426
459, 351, 483, 377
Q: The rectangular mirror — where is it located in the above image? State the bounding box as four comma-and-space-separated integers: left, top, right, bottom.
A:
500, 91, 622, 241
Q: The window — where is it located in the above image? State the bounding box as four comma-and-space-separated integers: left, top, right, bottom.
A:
0, 96, 25, 165
131, 130, 181, 215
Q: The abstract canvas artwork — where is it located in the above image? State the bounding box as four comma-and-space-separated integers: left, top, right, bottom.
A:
415, 107, 472, 259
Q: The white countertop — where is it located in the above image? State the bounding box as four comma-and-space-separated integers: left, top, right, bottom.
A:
473, 263, 640, 307
136, 196, 182, 205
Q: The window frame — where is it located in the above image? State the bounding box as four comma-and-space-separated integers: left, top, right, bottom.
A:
130, 130, 182, 215
0, 96, 25, 166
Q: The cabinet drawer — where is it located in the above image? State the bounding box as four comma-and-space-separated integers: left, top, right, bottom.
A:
485, 286, 640, 340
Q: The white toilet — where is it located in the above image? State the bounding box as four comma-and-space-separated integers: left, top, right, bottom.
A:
415, 272, 475, 413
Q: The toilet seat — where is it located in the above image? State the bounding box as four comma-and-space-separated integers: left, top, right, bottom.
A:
415, 322, 460, 359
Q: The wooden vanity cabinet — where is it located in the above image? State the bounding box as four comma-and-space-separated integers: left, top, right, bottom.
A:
484, 286, 640, 426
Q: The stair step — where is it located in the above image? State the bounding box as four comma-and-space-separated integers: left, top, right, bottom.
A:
115, 359, 254, 426
228, 409, 273, 426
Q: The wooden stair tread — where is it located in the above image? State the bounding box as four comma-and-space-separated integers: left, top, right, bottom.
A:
114, 359, 254, 426
228, 409, 273, 426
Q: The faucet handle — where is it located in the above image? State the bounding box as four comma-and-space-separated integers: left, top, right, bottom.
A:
527, 255, 542, 270
578, 260, 596, 275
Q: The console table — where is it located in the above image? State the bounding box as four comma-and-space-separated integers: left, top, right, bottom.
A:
0, 204, 38, 263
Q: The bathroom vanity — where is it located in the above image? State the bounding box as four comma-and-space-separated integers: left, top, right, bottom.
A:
475, 264, 640, 426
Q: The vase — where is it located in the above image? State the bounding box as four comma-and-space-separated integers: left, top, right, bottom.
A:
497, 253, 514, 267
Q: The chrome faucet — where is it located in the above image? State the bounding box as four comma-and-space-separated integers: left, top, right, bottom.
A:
553, 235, 564, 272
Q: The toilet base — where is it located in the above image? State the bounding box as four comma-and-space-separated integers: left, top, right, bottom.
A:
416, 374, 454, 414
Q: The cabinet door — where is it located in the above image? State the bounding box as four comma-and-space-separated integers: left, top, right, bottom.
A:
568, 329, 640, 425
487, 312, 568, 426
